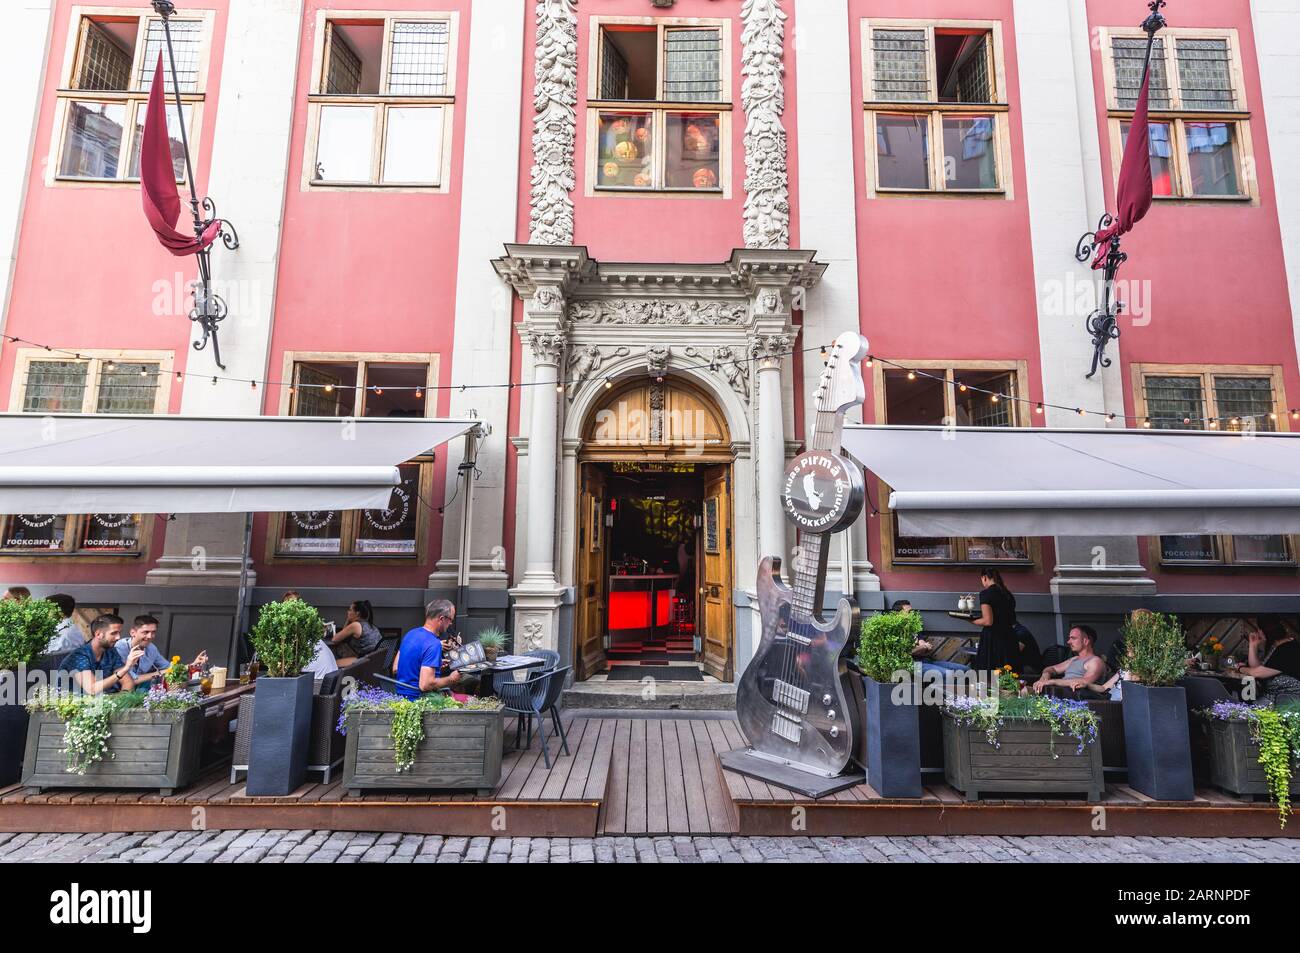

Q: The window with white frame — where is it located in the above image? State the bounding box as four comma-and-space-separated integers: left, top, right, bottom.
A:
2, 351, 172, 556
590, 20, 728, 193
275, 357, 433, 558
308, 14, 456, 187
878, 363, 1034, 567
863, 21, 1009, 194
54, 11, 211, 183
1103, 28, 1251, 199
1136, 364, 1293, 567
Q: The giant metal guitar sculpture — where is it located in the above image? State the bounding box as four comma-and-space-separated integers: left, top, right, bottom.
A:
731, 331, 869, 788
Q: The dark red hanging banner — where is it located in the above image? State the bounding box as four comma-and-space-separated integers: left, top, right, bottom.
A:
140, 54, 221, 256
1089, 66, 1155, 268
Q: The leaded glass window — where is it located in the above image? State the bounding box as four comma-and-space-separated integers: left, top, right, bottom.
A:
325, 27, 362, 94
75, 20, 132, 91
137, 19, 203, 93
872, 29, 929, 102
1214, 377, 1275, 432
1176, 38, 1234, 110
387, 21, 450, 95
664, 29, 721, 102
1145, 376, 1205, 429
96, 363, 161, 414
1112, 37, 1170, 109
22, 362, 88, 413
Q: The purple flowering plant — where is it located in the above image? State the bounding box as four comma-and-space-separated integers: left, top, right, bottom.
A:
944, 693, 1099, 756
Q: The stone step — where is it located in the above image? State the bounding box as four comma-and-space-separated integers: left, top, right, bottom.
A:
562, 679, 737, 711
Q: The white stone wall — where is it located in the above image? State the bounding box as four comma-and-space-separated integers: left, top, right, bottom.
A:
432, 0, 526, 591
177, 0, 304, 416
793, 0, 877, 601
0, 2, 53, 343
1252, 0, 1300, 373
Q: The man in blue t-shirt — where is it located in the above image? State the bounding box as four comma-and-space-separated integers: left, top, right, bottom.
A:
393, 599, 462, 700
59, 613, 142, 695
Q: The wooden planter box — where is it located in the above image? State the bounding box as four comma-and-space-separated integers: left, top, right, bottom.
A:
22, 708, 203, 796
342, 708, 504, 797
1205, 718, 1300, 800
942, 712, 1104, 803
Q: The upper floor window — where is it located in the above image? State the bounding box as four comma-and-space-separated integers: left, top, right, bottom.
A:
876, 362, 1035, 568
862, 20, 1010, 195
52, 11, 212, 184
307, 13, 457, 189
1101, 28, 1252, 201
1135, 363, 1292, 567
274, 355, 435, 559
2, 350, 173, 557
587, 19, 730, 194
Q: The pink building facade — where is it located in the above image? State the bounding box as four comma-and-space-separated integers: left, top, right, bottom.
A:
1, 0, 1298, 677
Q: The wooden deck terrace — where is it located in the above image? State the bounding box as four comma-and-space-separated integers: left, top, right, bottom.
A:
0, 713, 1293, 838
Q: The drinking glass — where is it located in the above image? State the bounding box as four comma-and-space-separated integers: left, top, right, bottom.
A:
239, 664, 251, 685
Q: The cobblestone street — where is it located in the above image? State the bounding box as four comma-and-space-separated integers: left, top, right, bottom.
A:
1, 831, 1296, 863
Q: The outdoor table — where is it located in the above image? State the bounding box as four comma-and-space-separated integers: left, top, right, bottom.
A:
1185, 668, 1245, 699
463, 655, 546, 697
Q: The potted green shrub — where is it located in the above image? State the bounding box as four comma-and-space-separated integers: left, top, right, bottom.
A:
22, 684, 204, 796
855, 609, 924, 797
942, 694, 1103, 802
0, 598, 60, 786
476, 628, 508, 663
1200, 700, 1300, 828
1120, 609, 1194, 800
338, 686, 504, 796
246, 599, 324, 796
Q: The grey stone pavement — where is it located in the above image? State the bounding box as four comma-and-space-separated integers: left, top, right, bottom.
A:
1, 830, 1297, 863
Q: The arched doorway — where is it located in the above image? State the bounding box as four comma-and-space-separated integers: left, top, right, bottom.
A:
574, 377, 735, 681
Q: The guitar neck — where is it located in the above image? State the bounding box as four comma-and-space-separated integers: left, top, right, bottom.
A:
790, 531, 829, 621
788, 349, 858, 621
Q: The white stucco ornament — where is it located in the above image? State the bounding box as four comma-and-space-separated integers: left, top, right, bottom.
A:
529, 0, 579, 245
741, 0, 790, 250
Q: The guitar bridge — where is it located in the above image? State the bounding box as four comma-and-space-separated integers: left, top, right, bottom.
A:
770, 710, 802, 744
772, 679, 809, 714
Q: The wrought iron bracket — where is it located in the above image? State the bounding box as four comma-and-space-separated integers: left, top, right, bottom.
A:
1076, 214, 1128, 380
152, 0, 239, 370
1141, 1, 1168, 37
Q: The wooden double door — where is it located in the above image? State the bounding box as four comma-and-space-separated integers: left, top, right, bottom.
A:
574, 462, 733, 681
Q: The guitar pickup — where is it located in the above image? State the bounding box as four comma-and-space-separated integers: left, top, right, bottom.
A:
772, 679, 810, 714
770, 710, 802, 744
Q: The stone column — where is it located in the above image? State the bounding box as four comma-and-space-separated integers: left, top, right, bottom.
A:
503, 271, 579, 656
519, 322, 565, 584
752, 330, 790, 566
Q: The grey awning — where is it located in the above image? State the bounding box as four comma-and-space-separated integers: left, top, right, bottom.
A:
0, 414, 477, 514
840, 425, 1300, 537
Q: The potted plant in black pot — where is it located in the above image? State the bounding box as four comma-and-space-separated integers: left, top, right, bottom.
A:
1121, 609, 1194, 800
0, 597, 60, 786
856, 608, 924, 797
246, 598, 323, 796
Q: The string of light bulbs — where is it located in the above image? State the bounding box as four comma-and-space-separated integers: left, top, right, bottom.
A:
3, 332, 1293, 428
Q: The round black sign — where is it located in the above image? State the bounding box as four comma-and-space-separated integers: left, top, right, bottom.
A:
781, 451, 864, 534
